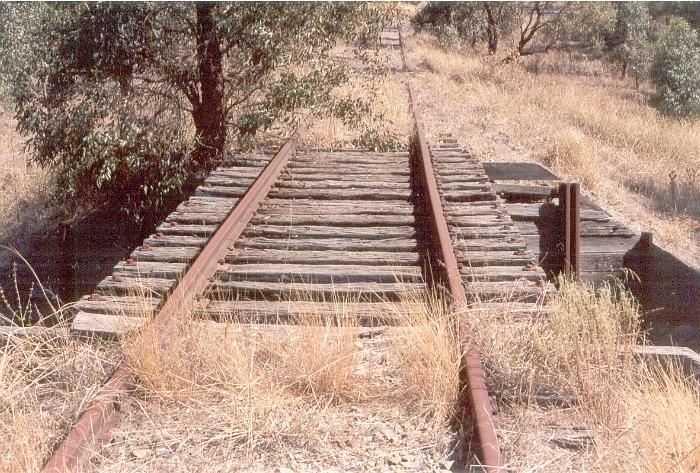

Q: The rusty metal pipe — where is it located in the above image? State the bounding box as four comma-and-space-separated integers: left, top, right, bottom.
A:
41, 129, 301, 473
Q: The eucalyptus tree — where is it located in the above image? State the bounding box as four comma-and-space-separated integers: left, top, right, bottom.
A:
0, 3, 388, 222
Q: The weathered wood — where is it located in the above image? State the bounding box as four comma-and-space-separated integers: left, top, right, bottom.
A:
450, 227, 520, 239
269, 188, 411, 201
156, 222, 218, 237
457, 250, 535, 267
167, 211, 228, 225
237, 237, 418, 252
218, 263, 422, 284
493, 184, 555, 201
438, 182, 493, 191
515, 220, 635, 237
75, 294, 159, 316
275, 179, 410, 190
251, 214, 415, 227
504, 203, 610, 222
96, 275, 175, 296
454, 238, 526, 252
448, 215, 512, 227
260, 199, 414, 215
113, 261, 187, 280
243, 225, 416, 240
196, 185, 255, 198
204, 176, 256, 187
466, 280, 552, 303
227, 248, 420, 266
196, 299, 419, 324
209, 280, 426, 301
276, 173, 410, 183
143, 234, 209, 248
442, 190, 498, 203
483, 162, 560, 181
462, 265, 545, 283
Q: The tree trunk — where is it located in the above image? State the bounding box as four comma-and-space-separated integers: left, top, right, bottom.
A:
621, 61, 627, 79
485, 5, 498, 54
193, 3, 225, 169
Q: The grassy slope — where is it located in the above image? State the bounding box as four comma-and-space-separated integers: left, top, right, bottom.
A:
407, 34, 699, 267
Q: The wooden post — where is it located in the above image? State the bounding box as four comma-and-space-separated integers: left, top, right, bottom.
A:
559, 182, 580, 278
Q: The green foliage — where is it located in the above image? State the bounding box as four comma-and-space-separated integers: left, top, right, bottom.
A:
608, 3, 652, 81
650, 17, 700, 117
0, 3, 388, 222
412, 2, 518, 51
557, 2, 616, 56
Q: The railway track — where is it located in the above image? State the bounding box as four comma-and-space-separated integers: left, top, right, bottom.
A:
38, 28, 552, 473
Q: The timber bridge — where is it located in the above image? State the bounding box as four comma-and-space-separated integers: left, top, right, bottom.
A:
1, 27, 697, 473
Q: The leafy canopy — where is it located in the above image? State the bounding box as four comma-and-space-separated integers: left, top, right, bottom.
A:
0, 3, 389, 223
650, 16, 700, 117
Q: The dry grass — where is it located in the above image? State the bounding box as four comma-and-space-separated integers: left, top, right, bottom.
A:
467, 278, 699, 472
87, 293, 462, 471
304, 41, 412, 150
0, 105, 53, 245
406, 34, 700, 266
0, 326, 119, 473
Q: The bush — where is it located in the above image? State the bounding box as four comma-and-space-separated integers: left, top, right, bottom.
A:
650, 17, 700, 117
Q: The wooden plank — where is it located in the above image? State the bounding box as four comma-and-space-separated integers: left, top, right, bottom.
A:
516, 220, 635, 237
504, 203, 610, 222
275, 180, 410, 190
96, 275, 175, 296
143, 234, 209, 248
195, 185, 255, 198
250, 214, 415, 227
276, 173, 410, 183
196, 299, 419, 323
208, 280, 426, 301
448, 215, 512, 227
156, 222, 218, 237
483, 162, 560, 181
454, 238, 526, 252
493, 184, 555, 201
217, 263, 422, 284
75, 295, 159, 316
243, 224, 416, 240
442, 190, 498, 203
236, 237, 418, 252
203, 176, 256, 187
449, 226, 520, 239
227, 248, 420, 266
434, 174, 489, 184
438, 182, 493, 191
113, 261, 187, 280
466, 280, 553, 303
457, 250, 535, 266
167, 211, 228, 225
200, 186, 411, 200
260, 200, 414, 215
462, 265, 545, 283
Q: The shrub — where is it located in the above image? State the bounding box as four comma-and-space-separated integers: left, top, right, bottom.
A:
650, 17, 700, 117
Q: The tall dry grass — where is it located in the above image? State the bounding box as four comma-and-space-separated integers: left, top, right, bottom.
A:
95, 292, 463, 470
467, 278, 699, 472
406, 34, 700, 266
0, 327, 118, 473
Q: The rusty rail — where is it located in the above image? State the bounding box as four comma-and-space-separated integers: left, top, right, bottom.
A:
407, 84, 503, 472
41, 129, 301, 473
559, 182, 581, 277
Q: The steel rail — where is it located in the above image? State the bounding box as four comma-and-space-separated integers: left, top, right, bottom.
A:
42, 128, 301, 473
407, 84, 504, 472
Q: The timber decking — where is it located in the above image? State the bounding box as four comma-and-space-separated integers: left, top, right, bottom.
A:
430, 146, 551, 312
73, 150, 427, 335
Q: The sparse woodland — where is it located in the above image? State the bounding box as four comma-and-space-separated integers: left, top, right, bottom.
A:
0, 2, 698, 472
